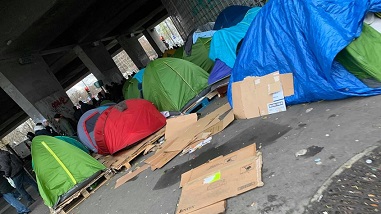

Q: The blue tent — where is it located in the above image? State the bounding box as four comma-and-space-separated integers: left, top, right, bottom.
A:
77, 105, 113, 153
133, 68, 145, 83
213, 5, 251, 30
208, 59, 231, 85
229, 0, 381, 107
209, 7, 261, 69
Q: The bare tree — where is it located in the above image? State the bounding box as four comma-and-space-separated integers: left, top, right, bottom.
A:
1, 119, 35, 146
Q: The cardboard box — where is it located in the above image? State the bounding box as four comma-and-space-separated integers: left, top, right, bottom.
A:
190, 201, 226, 214
176, 153, 263, 214
232, 72, 294, 119
180, 144, 257, 187
146, 104, 234, 169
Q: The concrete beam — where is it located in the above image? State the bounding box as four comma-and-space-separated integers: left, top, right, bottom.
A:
49, 50, 78, 74
39, 44, 75, 56
60, 64, 87, 87
1, 0, 97, 56
0, 72, 44, 122
79, 0, 150, 43
0, 54, 75, 123
124, 6, 166, 34
74, 44, 124, 83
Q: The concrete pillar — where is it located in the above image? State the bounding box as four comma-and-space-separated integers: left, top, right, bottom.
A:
143, 29, 166, 55
117, 35, 150, 68
74, 43, 124, 84
74, 45, 110, 84
0, 54, 74, 123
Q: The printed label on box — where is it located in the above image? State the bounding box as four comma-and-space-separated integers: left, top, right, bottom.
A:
267, 100, 286, 114
272, 90, 284, 101
203, 172, 221, 184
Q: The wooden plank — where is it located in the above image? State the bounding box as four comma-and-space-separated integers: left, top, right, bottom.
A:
114, 164, 150, 189
205, 91, 218, 100
96, 127, 165, 171
52, 169, 114, 214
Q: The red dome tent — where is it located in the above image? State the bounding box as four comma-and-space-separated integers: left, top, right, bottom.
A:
94, 99, 166, 155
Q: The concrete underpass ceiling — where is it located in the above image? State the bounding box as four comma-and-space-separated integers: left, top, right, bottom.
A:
0, 0, 168, 138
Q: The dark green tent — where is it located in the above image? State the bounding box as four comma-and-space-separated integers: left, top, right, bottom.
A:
123, 78, 142, 99
183, 37, 214, 73
143, 58, 209, 111
122, 80, 130, 98
172, 46, 184, 59
55, 136, 89, 153
32, 136, 105, 207
337, 24, 381, 81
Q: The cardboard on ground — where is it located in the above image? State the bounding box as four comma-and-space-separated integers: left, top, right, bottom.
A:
164, 104, 233, 153
114, 164, 149, 189
180, 144, 257, 187
146, 103, 234, 170
176, 153, 263, 214
232, 71, 294, 119
189, 200, 226, 214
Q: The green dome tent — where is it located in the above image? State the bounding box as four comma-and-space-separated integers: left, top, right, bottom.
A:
143, 58, 209, 112
122, 80, 130, 98
55, 136, 89, 153
183, 37, 214, 73
32, 136, 105, 207
123, 78, 142, 100
336, 24, 381, 82
172, 46, 184, 59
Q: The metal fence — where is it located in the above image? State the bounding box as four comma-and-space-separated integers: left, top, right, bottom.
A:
161, 0, 265, 39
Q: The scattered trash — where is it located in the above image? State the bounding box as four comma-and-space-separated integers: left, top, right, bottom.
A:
250, 202, 256, 207
318, 195, 323, 202
355, 140, 359, 142
160, 111, 170, 118
325, 134, 330, 137
295, 149, 308, 157
306, 108, 313, 113
366, 159, 373, 164
326, 109, 330, 111
315, 158, 322, 165
188, 137, 213, 154
296, 146, 324, 159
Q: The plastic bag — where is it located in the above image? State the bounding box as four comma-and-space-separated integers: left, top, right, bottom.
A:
6, 177, 15, 188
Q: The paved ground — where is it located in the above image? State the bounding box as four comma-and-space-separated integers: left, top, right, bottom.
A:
4, 95, 381, 214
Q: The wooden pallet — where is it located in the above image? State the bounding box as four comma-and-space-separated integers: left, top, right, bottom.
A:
51, 169, 114, 214
94, 127, 166, 171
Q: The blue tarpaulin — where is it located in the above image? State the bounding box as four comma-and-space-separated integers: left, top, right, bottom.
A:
133, 68, 145, 83
229, 0, 381, 107
208, 59, 232, 85
213, 5, 251, 30
209, 7, 261, 69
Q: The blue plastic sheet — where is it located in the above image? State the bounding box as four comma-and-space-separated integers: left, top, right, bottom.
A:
193, 31, 216, 44
209, 7, 261, 68
208, 59, 232, 85
213, 5, 251, 30
133, 68, 145, 83
228, 0, 381, 107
